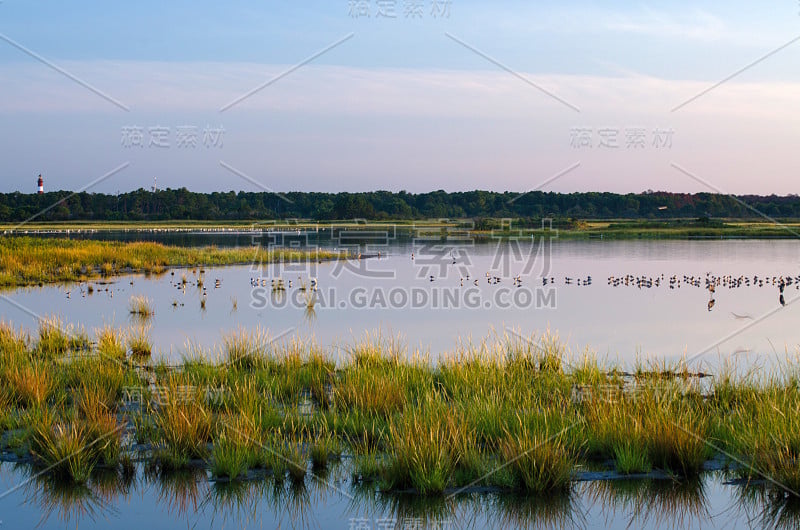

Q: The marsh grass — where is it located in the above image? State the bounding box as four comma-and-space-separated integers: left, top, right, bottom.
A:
3, 318, 800, 497
69, 327, 91, 352
498, 416, 576, 493
35, 316, 71, 358
127, 326, 152, 357
614, 441, 653, 474
0, 319, 29, 355
211, 416, 260, 480
713, 369, 800, 492
74, 384, 123, 466
0, 236, 345, 287
96, 325, 126, 360
31, 421, 98, 483
128, 295, 154, 318
284, 440, 308, 483
309, 425, 340, 470
7, 361, 53, 407
335, 366, 407, 416
582, 380, 710, 477
154, 384, 214, 470
222, 326, 269, 369
382, 395, 462, 494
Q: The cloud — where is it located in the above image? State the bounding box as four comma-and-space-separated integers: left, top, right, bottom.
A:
1, 60, 799, 120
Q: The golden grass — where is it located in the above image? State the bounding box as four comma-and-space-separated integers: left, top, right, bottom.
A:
128, 295, 154, 318
0, 236, 345, 286
7, 361, 52, 407
1, 317, 800, 498
96, 325, 126, 360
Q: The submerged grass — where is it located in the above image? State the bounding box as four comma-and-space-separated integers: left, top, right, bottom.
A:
128, 295, 154, 318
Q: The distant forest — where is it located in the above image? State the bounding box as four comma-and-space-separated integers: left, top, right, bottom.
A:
2, 188, 799, 223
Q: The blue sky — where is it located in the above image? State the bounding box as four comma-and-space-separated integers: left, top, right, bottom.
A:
1, 1, 799, 194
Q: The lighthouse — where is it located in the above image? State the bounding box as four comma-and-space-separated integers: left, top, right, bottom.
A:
37, 174, 44, 194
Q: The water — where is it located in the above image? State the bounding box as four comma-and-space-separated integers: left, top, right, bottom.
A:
0, 463, 793, 529
2, 237, 799, 370
2, 234, 800, 528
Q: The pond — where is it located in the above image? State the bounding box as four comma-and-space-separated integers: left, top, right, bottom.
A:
1, 235, 798, 371
1, 233, 799, 529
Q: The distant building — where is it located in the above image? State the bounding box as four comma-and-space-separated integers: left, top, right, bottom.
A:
37, 174, 43, 194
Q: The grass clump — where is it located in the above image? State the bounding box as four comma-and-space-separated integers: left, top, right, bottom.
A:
211, 415, 261, 480
498, 416, 575, 493
382, 396, 460, 494
35, 316, 70, 358
309, 425, 340, 470
222, 326, 269, 369
128, 295, 154, 318
31, 421, 98, 483
613, 441, 653, 474
583, 381, 709, 477
96, 325, 126, 360
73, 383, 123, 466
127, 326, 152, 357
0, 319, 28, 355
153, 385, 214, 470
7, 361, 52, 408
714, 372, 800, 493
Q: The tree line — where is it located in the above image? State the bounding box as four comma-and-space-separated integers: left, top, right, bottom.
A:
2, 188, 799, 222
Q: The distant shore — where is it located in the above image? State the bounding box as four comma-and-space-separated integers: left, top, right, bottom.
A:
2, 218, 800, 240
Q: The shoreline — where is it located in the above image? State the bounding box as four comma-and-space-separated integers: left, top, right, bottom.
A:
2, 218, 800, 240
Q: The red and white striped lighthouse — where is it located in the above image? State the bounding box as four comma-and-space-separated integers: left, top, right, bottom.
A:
37, 174, 44, 194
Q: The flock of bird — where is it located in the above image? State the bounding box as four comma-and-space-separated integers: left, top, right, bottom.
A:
249, 276, 317, 292
416, 248, 796, 312
61, 248, 797, 316
166, 270, 223, 298
606, 273, 800, 291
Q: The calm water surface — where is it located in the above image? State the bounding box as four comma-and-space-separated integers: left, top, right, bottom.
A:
0, 463, 794, 529
1, 235, 799, 528
2, 237, 798, 370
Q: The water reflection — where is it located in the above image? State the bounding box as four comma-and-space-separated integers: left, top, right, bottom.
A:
23, 466, 134, 527
349, 490, 456, 530
347, 488, 579, 530
147, 466, 330, 529
585, 478, 710, 529
147, 466, 208, 520
5, 461, 800, 528
732, 484, 800, 530
204, 480, 267, 528
483, 491, 581, 529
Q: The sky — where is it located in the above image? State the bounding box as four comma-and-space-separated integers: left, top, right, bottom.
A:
0, 1, 799, 194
